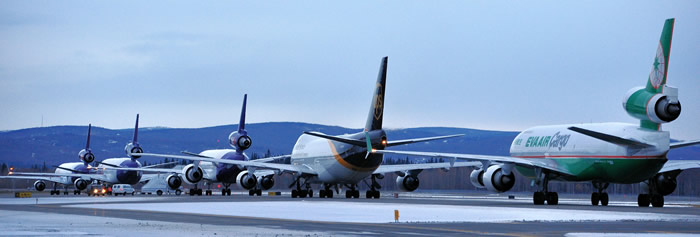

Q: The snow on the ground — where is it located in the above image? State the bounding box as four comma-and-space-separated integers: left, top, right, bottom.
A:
0, 196, 167, 205
566, 233, 700, 237
0, 210, 345, 236
397, 193, 700, 207
68, 201, 700, 223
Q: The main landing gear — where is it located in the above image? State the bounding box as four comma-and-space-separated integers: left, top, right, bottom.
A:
319, 184, 334, 198
221, 183, 232, 196
189, 184, 203, 196
290, 176, 313, 198
638, 178, 666, 207
345, 184, 360, 199
248, 189, 262, 196
364, 174, 381, 199
591, 182, 609, 206
204, 182, 213, 196
533, 171, 558, 205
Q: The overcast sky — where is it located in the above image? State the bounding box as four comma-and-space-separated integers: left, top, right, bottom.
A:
1, 1, 699, 140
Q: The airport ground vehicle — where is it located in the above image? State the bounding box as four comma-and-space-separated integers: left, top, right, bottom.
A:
141, 173, 183, 196
113, 184, 135, 196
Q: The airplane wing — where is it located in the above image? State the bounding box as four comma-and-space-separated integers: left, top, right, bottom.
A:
11, 172, 106, 180
373, 150, 576, 176
385, 134, 465, 147
373, 161, 481, 175
251, 154, 291, 163
303, 132, 463, 148
658, 160, 700, 174
135, 152, 316, 175
0, 175, 66, 183
670, 140, 700, 149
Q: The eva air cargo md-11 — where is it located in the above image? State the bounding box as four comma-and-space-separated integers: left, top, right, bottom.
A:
375, 18, 700, 207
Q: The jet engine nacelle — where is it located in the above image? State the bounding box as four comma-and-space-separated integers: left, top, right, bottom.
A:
396, 175, 420, 192
73, 178, 89, 190
78, 149, 95, 163
483, 165, 515, 193
229, 131, 252, 151
166, 174, 183, 190
236, 170, 257, 190
182, 164, 203, 184
257, 175, 274, 190
34, 180, 46, 191
124, 142, 143, 159
641, 173, 677, 196
623, 86, 681, 124
469, 168, 485, 188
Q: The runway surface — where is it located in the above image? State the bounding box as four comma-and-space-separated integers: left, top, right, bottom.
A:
1, 191, 699, 236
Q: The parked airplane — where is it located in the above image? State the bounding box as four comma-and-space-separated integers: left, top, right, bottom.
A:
124, 56, 475, 198
373, 18, 700, 207
0, 124, 98, 195
2, 115, 168, 194
109, 94, 289, 196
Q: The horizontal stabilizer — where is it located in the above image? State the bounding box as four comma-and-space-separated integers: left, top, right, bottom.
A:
568, 127, 653, 148
670, 140, 700, 149
386, 134, 464, 147
95, 161, 120, 168
303, 132, 367, 147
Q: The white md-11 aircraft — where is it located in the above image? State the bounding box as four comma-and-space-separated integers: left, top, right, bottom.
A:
373, 18, 700, 207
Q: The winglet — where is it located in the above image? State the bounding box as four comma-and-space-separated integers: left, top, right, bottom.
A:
239, 94, 247, 132
86, 124, 92, 149
133, 114, 140, 143
365, 131, 372, 159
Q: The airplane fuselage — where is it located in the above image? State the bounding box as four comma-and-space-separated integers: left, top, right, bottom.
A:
510, 122, 669, 183
54, 162, 89, 185
98, 158, 143, 185
291, 131, 385, 184
198, 149, 247, 184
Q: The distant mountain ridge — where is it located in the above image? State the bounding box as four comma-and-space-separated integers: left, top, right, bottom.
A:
0, 122, 698, 167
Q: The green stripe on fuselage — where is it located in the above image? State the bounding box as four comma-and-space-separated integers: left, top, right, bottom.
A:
515, 157, 666, 184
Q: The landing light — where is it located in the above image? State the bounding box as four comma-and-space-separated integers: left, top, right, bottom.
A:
381, 140, 387, 146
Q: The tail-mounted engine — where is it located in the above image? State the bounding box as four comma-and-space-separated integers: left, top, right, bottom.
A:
34, 180, 46, 191
236, 170, 257, 190
229, 131, 252, 151
396, 175, 420, 192
166, 174, 183, 189
73, 178, 89, 190
78, 149, 95, 164
258, 175, 275, 190
482, 165, 515, 193
182, 164, 203, 184
623, 86, 681, 127
124, 142, 143, 159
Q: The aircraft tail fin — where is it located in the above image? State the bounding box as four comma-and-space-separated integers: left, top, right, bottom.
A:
86, 124, 91, 150
364, 56, 388, 132
238, 94, 247, 132
645, 18, 674, 93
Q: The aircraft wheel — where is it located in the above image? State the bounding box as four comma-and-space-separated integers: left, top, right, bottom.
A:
197, 189, 203, 196
157, 190, 163, 196
328, 191, 333, 198
227, 189, 232, 196
533, 192, 545, 205
176, 189, 182, 196
300, 190, 308, 198
366, 191, 373, 199
600, 193, 609, 206
345, 191, 351, 199
591, 192, 600, 206
374, 191, 380, 199
319, 190, 326, 198
651, 194, 664, 207
546, 192, 559, 205
637, 194, 650, 207
354, 190, 360, 198
307, 190, 313, 198
249, 190, 254, 196
291, 189, 298, 198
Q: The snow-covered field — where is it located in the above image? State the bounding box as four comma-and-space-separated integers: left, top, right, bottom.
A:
0, 196, 167, 205
68, 201, 700, 223
0, 210, 343, 236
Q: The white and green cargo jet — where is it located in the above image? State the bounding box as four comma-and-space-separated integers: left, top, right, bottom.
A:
374, 18, 700, 207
